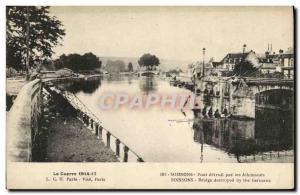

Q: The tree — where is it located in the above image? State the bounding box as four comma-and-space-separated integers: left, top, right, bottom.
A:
105, 60, 126, 73
6, 6, 65, 74
138, 53, 160, 70
128, 62, 133, 72
233, 60, 258, 77
54, 52, 102, 72
82, 52, 102, 70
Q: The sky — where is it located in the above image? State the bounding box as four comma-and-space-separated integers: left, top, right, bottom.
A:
50, 6, 294, 62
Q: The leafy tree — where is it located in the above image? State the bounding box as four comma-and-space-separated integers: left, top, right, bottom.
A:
6, 6, 65, 73
54, 52, 101, 72
233, 60, 258, 77
138, 53, 160, 70
53, 54, 67, 70
105, 60, 126, 73
82, 52, 102, 70
128, 62, 133, 72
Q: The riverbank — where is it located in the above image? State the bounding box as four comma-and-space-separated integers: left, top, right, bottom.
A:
45, 115, 119, 162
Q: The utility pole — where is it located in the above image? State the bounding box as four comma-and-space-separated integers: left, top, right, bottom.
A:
25, 7, 30, 80
202, 48, 205, 77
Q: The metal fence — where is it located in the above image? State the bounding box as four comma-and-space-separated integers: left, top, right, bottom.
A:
47, 85, 144, 162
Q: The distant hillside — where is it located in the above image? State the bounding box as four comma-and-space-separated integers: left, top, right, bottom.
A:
99, 56, 193, 71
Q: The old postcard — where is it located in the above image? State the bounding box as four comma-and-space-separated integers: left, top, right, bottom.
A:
6, 6, 295, 190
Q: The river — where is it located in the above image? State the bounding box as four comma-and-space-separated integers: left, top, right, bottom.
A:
62, 75, 294, 163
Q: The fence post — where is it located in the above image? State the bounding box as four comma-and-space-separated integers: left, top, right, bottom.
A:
95, 123, 99, 136
116, 139, 120, 157
83, 114, 87, 125
123, 146, 129, 162
99, 126, 103, 139
90, 119, 94, 129
106, 132, 111, 147
86, 116, 90, 126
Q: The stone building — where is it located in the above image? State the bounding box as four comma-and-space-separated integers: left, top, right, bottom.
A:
220, 50, 259, 71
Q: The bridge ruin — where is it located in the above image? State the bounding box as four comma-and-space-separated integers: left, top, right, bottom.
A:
194, 77, 294, 118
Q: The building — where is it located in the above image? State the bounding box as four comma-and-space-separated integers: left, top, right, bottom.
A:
257, 53, 278, 74
207, 45, 260, 75
191, 45, 261, 78
210, 61, 227, 76
259, 63, 277, 74
257, 46, 294, 78
280, 47, 294, 79
220, 50, 259, 71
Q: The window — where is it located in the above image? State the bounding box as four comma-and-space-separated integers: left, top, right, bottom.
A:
284, 58, 289, 67
290, 58, 294, 67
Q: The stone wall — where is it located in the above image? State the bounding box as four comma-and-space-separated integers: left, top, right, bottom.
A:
7, 79, 43, 162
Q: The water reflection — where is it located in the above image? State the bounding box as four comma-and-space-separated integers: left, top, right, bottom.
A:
139, 77, 158, 94
63, 77, 102, 94
106, 74, 127, 83
192, 115, 293, 162
255, 108, 294, 152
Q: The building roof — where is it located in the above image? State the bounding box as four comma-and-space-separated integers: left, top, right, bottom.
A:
220, 51, 253, 64
225, 52, 250, 59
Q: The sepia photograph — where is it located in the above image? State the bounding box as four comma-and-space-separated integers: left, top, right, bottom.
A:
5, 5, 295, 189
